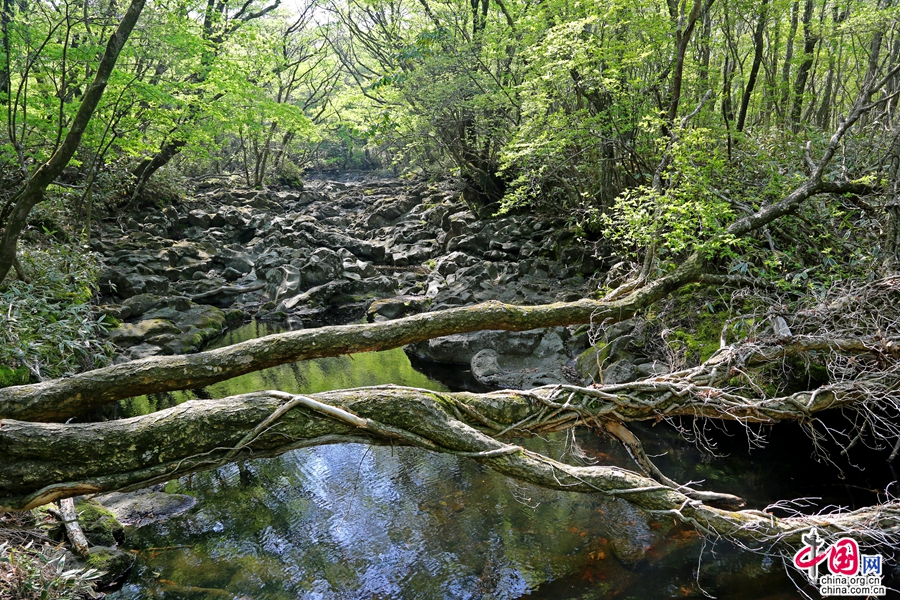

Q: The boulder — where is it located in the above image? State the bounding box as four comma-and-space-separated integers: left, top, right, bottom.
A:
278, 279, 353, 310
106, 319, 181, 347
86, 547, 135, 589
268, 264, 303, 300
406, 329, 547, 364
603, 358, 637, 385
98, 267, 136, 298
187, 209, 212, 228
97, 489, 196, 527
214, 248, 254, 275
121, 293, 163, 318
302, 247, 343, 287
468, 331, 571, 389
366, 296, 430, 322
73, 498, 124, 547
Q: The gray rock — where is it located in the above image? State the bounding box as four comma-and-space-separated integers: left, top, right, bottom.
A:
278, 279, 352, 309
187, 209, 212, 228
471, 349, 503, 377
434, 252, 472, 276
97, 489, 196, 527
302, 247, 343, 287
468, 332, 572, 389
85, 546, 135, 589
406, 330, 546, 364
122, 293, 163, 318
366, 295, 430, 322
636, 361, 670, 377
214, 248, 254, 274
268, 264, 303, 300
106, 319, 181, 347
98, 267, 136, 298
603, 359, 637, 384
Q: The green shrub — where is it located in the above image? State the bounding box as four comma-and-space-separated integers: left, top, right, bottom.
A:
0, 365, 31, 387
275, 159, 304, 187
0, 243, 114, 379
0, 541, 102, 600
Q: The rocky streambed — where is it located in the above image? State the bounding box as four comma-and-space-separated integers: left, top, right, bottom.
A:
93, 173, 644, 388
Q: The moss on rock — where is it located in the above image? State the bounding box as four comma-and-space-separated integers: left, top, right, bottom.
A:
86, 546, 135, 588
74, 498, 124, 547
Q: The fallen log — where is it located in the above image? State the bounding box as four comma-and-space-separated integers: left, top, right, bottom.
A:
2, 386, 897, 554
0, 255, 700, 423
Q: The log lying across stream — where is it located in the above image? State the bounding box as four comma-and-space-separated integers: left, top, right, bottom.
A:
2, 384, 899, 555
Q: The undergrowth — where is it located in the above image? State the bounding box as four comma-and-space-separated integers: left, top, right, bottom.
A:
0, 244, 114, 382
0, 541, 102, 600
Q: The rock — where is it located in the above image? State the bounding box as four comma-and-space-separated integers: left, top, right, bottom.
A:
106, 302, 225, 355
214, 248, 254, 275
86, 546, 135, 589
122, 293, 163, 318
222, 266, 243, 281
575, 345, 604, 383
406, 330, 545, 364
604, 500, 659, 567
187, 209, 212, 228
471, 349, 503, 377
344, 259, 376, 278
435, 251, 477, 276
302, 247, 343, 287
603, 319, 637, 343
98, 267, 136, 298
268, 264, 303, 300
468, 331, 571, 389
364, 194, 421, 227
125, 343, 162, 360
73, 498, 124, 547
97, 489, 196, 527
603, 359, 637, 384
349, 275, 397, 296
636, 361, 670, 377
278, 280, 353, 309
366, 295, 430, 322
106, 318, 181, 347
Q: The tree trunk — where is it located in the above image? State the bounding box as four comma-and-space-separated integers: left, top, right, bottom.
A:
779, 1, 799, 118
129, 138, 187, 197
789, 0, 817, 129
736, 0, 769, 132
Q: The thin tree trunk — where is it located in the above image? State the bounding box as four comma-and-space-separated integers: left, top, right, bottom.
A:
780, 1, 799, 118
790, 0, 817, 129
736, 0, 769, 132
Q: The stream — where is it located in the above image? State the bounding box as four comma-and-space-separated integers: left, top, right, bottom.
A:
106, 322, 896, 599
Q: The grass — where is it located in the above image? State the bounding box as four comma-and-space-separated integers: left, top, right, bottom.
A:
0, 541, 103, 600
0, 240, 114, 384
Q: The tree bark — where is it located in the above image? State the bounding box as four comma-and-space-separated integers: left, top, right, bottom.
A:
789, 0, 817, 129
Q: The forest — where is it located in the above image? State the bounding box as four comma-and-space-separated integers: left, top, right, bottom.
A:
1, 0, 899, 597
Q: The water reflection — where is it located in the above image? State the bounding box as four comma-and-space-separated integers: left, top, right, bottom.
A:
112, 440, 649, 599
